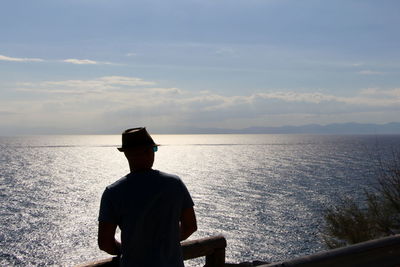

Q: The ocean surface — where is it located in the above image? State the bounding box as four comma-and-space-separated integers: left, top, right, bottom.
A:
1, 134, 400, 266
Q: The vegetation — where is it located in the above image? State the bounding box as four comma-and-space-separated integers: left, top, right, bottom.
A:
322, 151, 400, 249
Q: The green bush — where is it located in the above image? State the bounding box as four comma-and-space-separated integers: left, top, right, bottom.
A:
322, 151, 400, 248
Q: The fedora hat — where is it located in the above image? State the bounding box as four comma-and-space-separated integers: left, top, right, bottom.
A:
118, 127, 158, 152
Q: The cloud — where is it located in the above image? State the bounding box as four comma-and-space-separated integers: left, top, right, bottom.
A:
62, 58, 118, 65
16, 76, 156, 95
63, 58, 100, 65
99, 76, 155, 86
357, 70, 383, 75
0, 111, 18, 115
0, 54, 118, 65
360, 88, 400, 97
255, 91, 400, 107
215, 47, 235, 56
13, 76, 400, 109
149, 87, 183, 95
4, 75, 400, 133
256, 92, 338, 104
0, 54, 44, 62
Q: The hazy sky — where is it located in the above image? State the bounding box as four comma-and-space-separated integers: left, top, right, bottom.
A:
1, 0, 400, 134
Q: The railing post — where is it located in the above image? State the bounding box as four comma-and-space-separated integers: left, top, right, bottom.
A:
205, 247, 225, 267
181, 235, 227, 266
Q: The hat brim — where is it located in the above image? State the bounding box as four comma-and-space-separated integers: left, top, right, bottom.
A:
117, 144, 159, 152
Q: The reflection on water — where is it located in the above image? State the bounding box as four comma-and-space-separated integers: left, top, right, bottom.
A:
1, 134, 399, 266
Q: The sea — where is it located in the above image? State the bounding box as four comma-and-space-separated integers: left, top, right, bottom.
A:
1, 134, 400, 266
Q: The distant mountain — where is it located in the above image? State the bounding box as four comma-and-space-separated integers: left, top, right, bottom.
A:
166, 122, 400, 134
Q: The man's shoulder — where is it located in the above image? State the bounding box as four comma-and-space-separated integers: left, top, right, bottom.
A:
105, 174, 129, 191
104, 170, 183, 192
155, 170, 185, 184
156, 170, 180, 180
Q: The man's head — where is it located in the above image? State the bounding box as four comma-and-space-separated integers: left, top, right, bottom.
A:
118, 127, 157, 152
118, 127, 158, 171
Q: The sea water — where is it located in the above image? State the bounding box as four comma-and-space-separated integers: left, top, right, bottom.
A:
1, 134, 399, 266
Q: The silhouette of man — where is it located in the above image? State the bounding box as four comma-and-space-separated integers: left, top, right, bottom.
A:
98, 127, 197, 267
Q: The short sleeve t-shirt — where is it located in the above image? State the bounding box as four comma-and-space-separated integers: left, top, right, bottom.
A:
98, 170, 194, 267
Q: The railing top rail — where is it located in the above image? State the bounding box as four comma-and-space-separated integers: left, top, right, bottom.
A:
261, 234, 400, 267
75, 235, 227, 267
182, 235, 227, 260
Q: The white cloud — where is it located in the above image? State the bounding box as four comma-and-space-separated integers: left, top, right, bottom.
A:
215, 47, 235, 56
149, 87, 183, 95
13, 77, 400, 109
62, 58, 118, 65
360, 88, 380, 95
0, 54, 44, 62
256, 92, 338, 104
360, 88, 400, 97
357, 70, 383, 75
16, 76, 156, 95
63, 58, 99, 65
0, 54, 119, 65
99, 76, 155, 86
4, 76, 400, 133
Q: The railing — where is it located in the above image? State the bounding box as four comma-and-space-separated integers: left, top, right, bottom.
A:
182, 235, 227, 266
260, 234, 400, 267
76, 234, 400, 267
75, 235, 227, 267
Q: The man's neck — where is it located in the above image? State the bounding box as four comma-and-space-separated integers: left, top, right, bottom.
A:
130, 167, 153, 173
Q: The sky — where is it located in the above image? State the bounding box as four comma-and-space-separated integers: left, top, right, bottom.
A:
1, 0, 400, 134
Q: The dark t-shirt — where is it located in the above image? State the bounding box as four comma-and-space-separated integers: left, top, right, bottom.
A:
98, 170, 194, 267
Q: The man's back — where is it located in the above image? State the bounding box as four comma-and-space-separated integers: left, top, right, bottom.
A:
99, 170, 194, 267
98, 128, 196, 267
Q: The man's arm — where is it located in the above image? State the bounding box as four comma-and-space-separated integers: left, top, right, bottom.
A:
98, 221, 121, 255
180, 207, 197, 241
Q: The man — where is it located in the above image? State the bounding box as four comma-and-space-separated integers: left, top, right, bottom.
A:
98, 127, 197, 267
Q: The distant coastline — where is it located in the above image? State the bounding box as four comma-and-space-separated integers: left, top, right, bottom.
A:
159, 122, 400, 135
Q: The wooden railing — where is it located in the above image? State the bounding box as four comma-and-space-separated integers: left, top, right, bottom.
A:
76, 234, 400, 267
182, 235, 227, 266
75, 235, 227, 267
261, 234, 400, 267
